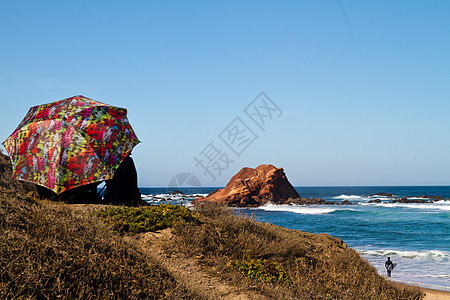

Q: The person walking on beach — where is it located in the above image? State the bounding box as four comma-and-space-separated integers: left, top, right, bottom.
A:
385, 257, 394, 277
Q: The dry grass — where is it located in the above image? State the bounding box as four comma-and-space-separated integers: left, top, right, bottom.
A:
0, 196, 197, 299
0, 153, 37, 202
172, 202, 424, 300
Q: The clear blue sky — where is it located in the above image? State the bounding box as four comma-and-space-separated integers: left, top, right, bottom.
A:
1, 1, 449, 187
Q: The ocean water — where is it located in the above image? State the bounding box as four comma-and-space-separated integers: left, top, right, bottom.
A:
139, 186, 450, 292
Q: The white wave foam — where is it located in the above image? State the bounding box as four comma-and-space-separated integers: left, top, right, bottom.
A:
334, 194, 366, 200
259, 203, 339, 215
434, 200, 450, 204
141, 193, 206, 205
359, 202, 374, 206
192, 193, 209, 197
334, 194, 405, 203
148, 194, 169, 199
376, 202, 450, 211
424, 274, 450, 279
358, 249, 449, 261
141, 193, 207, 199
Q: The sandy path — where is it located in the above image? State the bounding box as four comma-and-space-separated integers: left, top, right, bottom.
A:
423, 288, 450, 300
129, 228, 268, 300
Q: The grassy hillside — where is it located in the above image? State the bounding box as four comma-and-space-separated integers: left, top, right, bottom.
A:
0, 195, 424, 299
0, 150, 423, 299
172, 204, 423, 300
0, 196, 199, 299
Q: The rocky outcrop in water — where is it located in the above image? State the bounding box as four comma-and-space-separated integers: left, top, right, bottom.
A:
391, 197, 431, 203
195, 164, 300, 207
366, 193, 446, 203
368, 192, 396, 197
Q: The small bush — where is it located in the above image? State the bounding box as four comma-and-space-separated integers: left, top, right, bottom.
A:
227, 258, 292, 284
96, 204, 200, 234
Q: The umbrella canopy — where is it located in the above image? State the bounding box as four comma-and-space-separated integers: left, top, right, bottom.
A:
2, 95, 139, 194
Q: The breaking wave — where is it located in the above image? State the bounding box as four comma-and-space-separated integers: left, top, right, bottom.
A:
375, 201, 450, 211
258, 203, 355, 215
141, 193, 207, 204
357, 249, 449, 261
333, 194, 366, 200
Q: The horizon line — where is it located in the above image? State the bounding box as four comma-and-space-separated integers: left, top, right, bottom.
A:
139, 184, 450, 188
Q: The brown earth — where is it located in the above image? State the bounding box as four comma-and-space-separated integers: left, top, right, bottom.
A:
128, 228, 268, 300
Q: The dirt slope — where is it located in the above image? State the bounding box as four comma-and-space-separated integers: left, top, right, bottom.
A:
129, 228, 268, 300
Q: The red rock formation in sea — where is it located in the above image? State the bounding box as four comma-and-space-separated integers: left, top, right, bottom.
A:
195, 164, 300, 207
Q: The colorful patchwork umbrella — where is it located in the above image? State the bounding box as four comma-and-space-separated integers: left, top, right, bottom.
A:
2, 95, 139, 194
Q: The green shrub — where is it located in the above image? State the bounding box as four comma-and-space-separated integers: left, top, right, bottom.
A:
96, 204, 200, 234
227, 258, 292, 284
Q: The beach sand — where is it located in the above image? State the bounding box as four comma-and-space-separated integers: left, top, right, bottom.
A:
423, 288, 450, 300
